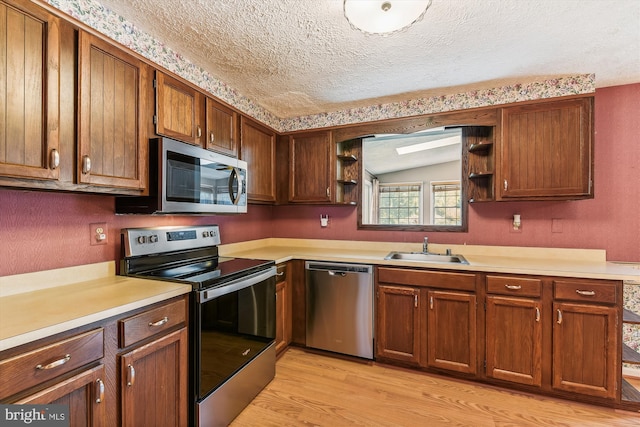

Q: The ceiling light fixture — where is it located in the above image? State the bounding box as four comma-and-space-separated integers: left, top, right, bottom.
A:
344, 0, 432, 36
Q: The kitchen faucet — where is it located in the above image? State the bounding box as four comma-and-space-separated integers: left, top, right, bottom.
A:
423, 237, 429, 253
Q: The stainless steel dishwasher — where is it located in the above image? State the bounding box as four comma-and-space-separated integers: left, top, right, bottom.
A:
305, 261, 374, 359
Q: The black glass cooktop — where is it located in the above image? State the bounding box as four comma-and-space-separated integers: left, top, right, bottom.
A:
140, 256, 273, 291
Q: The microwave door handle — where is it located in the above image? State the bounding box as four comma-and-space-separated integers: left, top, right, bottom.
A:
228, 167, 242, 205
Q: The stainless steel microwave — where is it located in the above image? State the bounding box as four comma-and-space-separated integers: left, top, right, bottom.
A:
116, 137, 247, 214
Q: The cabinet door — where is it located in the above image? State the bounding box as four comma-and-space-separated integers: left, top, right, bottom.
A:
120, 328, 188, 427
552, 302, 618, 399
486, 296, 542, 386
240, 116, 276, 203
155, 71, 204, 145
78, 31, 146, 190
16, 364, 106, 427
376, 285, 422, 366
427, 290, 477, 374
0, 0, 60, 180
499, 97, 593, 199
206, 97, 237, 156
288, 131, 333, 203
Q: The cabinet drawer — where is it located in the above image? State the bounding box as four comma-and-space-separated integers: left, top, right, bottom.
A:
276, 263, 287, 284
554, 280, 617, 304
119, 298, 187, 348
377, 267, 475, 291
0, 328, 104, 400
486, 275, 541, 297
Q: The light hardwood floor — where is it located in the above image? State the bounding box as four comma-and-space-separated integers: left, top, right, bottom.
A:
231, 348, 640, 427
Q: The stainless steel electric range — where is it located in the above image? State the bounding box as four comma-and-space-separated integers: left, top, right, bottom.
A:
120, 225, 276, 427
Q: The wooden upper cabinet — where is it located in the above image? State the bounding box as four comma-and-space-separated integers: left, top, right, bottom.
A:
206, 97, 237, 156
0, 0, 60, 180
288, 130, 333, 203
78, 31, 147, 190
499, 97, 593, 200
240, 116, 276, 203
154, 70, 204, 146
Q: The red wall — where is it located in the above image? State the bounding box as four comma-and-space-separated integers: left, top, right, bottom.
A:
0, 191, 273, 276
1, 84, 638, 276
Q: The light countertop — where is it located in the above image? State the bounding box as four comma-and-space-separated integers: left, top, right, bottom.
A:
0, 262, 191, 352
2, 240, 638, 353
220, 238, 640, 282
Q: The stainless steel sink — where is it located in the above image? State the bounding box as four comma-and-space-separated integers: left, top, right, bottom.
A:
384, 251, 469, 265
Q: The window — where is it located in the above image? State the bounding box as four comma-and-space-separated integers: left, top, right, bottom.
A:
377, 183, 422, 225
431, 181, 461, 225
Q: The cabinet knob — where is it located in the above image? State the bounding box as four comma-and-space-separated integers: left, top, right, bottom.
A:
82, 155, 91, 174
535, 307, 540, 322
49, 149, 60, 170
557, 309, 563, 324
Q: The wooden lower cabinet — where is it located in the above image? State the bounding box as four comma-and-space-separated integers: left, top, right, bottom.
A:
427, 290, 477, 374
376, 285, 422, 366
275, 262, 292, 355
120, 327, 188, 427
552, 302, 618, 399
486, 295, 542, 386
16, 364, 106, 427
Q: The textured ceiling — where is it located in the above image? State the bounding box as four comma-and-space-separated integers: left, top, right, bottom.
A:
98, 0, 640, 119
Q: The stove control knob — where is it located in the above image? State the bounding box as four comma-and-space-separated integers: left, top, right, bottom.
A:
149, 234, 158, 243
137, 236, 146, 244
202, 231, 209, 238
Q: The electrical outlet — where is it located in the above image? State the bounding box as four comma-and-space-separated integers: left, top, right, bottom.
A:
90, 222, 108, 245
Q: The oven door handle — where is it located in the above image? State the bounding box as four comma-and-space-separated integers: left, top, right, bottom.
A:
198, 266, 276, 302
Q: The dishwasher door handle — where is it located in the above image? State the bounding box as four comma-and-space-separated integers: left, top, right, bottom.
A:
328, 270, 347, 277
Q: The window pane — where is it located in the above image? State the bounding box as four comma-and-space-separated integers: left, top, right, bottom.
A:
377, 183, 422, 225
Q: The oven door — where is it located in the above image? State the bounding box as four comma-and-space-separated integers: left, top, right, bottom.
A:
194, 267, 276, 401
161, 137, 247, 214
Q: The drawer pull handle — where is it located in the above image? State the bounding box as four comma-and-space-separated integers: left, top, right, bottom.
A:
505, 284, 522, 290
95, 379, 105, 403
576, 290, 596, 297
535, 307, 540, 322
276, 272, 285, 277
148, 316, 169, 327
127, 364, 135, 387
36, 354, 70, 370
557, 309, 563, 324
